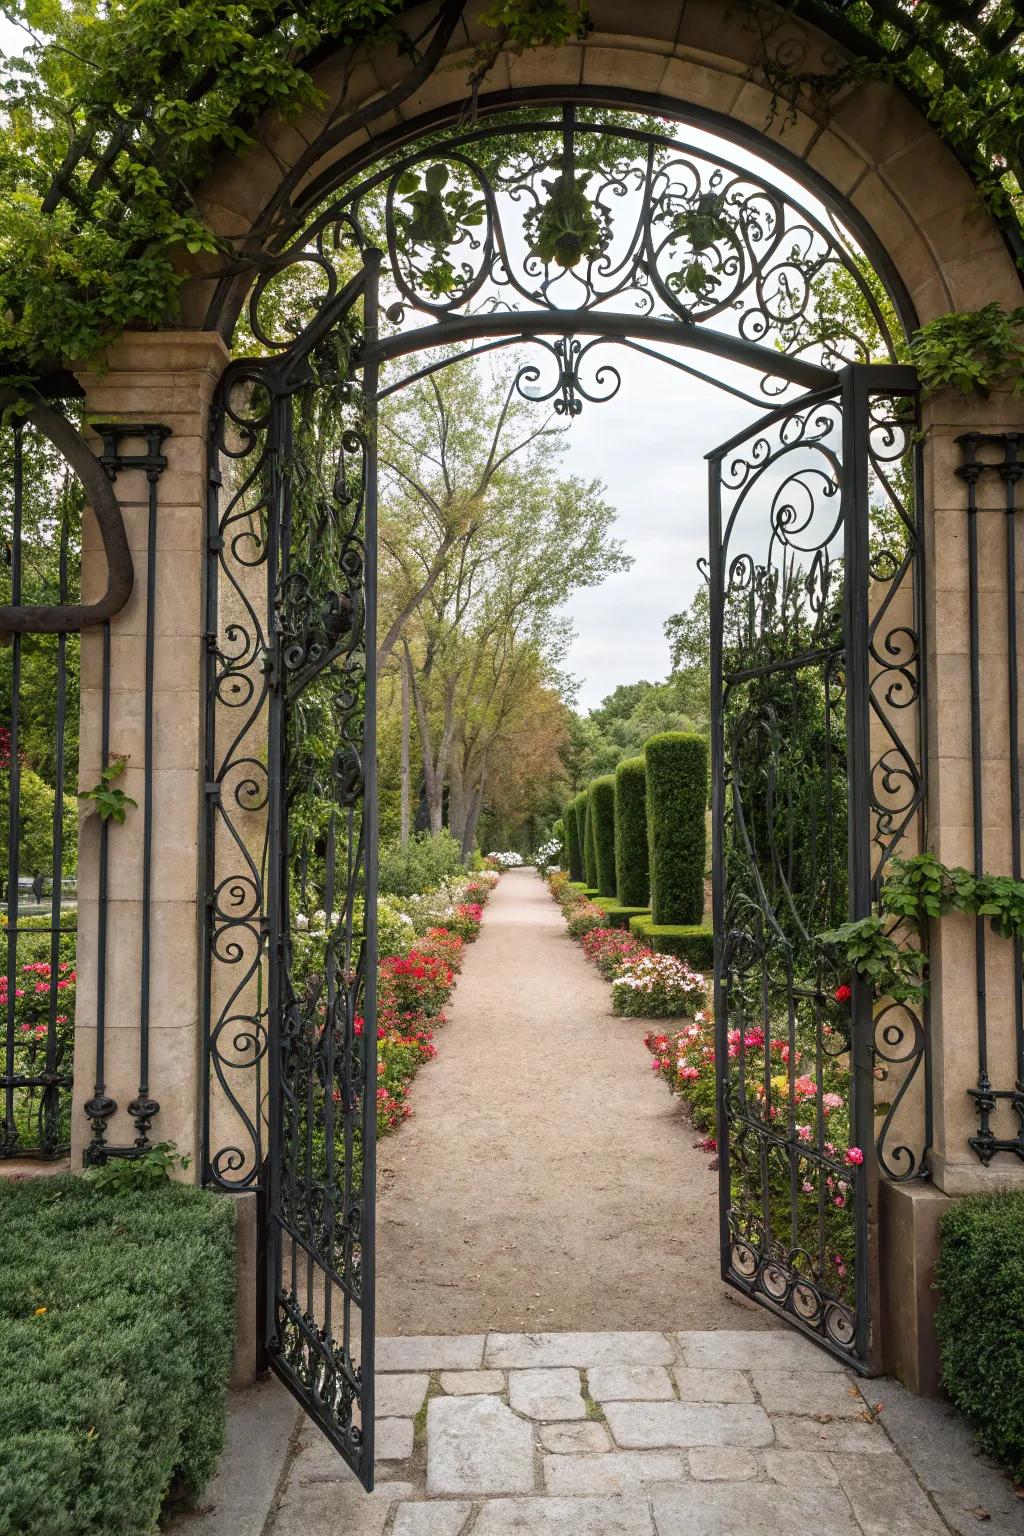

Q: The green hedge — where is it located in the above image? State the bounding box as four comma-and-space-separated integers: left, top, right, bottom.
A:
0, 1176, 236, 1536
614, 756, 649, 909
630, 914, 714, 971
645, 731, 707, 926
936, 1191, 1024, 1480
589, 775, 617, 898
563, 797, 584, 883
594, 897, 650, 931
572, 791, 587, 871
582, 793, 598, 891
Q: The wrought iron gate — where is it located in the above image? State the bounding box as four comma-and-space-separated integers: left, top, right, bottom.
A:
203, 258, 381, 1486
708, 364, 924, 1368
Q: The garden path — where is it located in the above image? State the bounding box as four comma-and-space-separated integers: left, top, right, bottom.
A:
376, 865, 772, 1336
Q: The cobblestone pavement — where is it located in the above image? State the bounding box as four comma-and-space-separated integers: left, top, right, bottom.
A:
251, 1330, 1024, 1536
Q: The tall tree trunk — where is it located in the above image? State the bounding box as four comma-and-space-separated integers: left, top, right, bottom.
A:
461, 761, 488, 860
400, 664, 410, 847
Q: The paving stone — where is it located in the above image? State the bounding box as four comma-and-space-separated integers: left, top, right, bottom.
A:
672, 1366, 754, 1403
543, 1450, 687, 1495
391, 1502, 473, 1536
873, 1377, 1024, 1534
676, 1329, 844, 1372
440, 1370, 505, 1396
472, 1496, 655, 1534
764, 1448, 840, 1486
650, 1481, 860, 1535
508, 1368, 586, 1420
830, 1451, 951, 1535
378, 1374, 430, 1417
271, 1479, 416, 1536
587, 1365, 674, 1402
378, 1418, 415, 1461
485, 1331, 674, 1369
773, 1414, 894, 1454
426, 1394, 536, 1495
688, 1447, 758, 1481
751, 1369, 866, 1417
604, 1400, 773, 1450
539, 1422, 613, 1455
378, 1336, 486, 1372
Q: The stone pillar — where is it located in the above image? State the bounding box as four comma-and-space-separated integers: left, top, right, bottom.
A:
70, 332, 229, 1174
922, 390, 1024, 1198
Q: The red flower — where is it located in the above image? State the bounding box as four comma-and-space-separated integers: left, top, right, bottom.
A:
833, 984, 852, 1004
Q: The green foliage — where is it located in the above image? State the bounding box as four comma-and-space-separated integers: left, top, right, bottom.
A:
613, 755, 649, 909
77, 756, 136, 825
909, 306, 1024, 399
377, 830, 465, 898
563, 796, 583, 882
629, 914, 714, 971
524, 171, 609, 269
0, 1175, 235, 1535
820, 853, 1024, 1003
582, 793, 598, 891
936, 1192, 1024, 1481
0, 764, 77, 880
82, 1141, 191, 1193
589, 774, 616, 898
572, 792, 588, 874
593, 896, 648, 930
568, 675, 701, 786
644, 731, 707, 927
377, 895, 415, 958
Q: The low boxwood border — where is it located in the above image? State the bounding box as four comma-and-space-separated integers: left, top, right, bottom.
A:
594, 897, 650, 931
629, 914, 714, 971
935, 1190, 1024, 1481
0, 1175, 236, 1536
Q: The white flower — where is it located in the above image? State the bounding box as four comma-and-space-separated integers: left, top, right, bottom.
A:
295, 913, 309, 931
331, 911, 341, 926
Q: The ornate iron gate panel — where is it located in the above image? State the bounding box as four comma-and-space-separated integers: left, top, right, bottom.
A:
203, 259, 380, 1487
708, 364, 924, 1368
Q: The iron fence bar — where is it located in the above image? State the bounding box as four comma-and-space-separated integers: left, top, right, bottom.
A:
957, 432, 1024, 1162
3, 423, 23, 1150
841, 365, 876, 1367
707, 435, 730, 1291
360, 245, 382, 1492
84, 620, 115, 1155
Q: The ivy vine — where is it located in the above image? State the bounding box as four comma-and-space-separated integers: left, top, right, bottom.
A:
909, 304, 1024, 400
820, 853, 1024, 1006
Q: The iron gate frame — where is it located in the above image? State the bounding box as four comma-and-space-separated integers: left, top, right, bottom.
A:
708, 362, 924, 1370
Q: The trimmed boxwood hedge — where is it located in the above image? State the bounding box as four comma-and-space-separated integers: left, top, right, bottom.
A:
645, 731, 707, 926
614, 756, 649, 909
630, 914, 714, 971
582, 793, 598, 891
590, 775, 617, 898
0, 1175, 236, 1536
563, 797, 583, 882
935, 1191, 1024, 1480
594, 897, 650, 931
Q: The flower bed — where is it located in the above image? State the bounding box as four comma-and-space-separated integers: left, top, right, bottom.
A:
611, 953, 707, 1018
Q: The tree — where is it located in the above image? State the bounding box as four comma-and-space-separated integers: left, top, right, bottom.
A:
379, 354, 630, 840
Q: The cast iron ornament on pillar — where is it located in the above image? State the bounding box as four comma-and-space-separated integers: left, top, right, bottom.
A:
955, 432, 1024, 1166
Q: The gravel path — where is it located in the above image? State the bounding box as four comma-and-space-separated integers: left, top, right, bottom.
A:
376, 866, 773, 1335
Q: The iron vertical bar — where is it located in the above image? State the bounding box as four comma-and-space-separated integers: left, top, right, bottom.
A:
4, 423, 23, 1150
132, 458, 160, 1146
841, 366, 875, 1367
85, 621, 114, 1157
44, 478, 70, 1151
200, 423, 222, 1185
1001, 439, 1024, 1099
359, 246, 382, 1493
707, 445, 730, 1286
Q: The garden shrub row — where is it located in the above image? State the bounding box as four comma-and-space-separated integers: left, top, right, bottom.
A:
590, 775, 617, 898
582, 793, 599, 891
936, 1191, 1024, 1481
645, 731, 707, 926
614, 756, 649, 909
0, 1176, 236, 1536
563, 796, 583, 883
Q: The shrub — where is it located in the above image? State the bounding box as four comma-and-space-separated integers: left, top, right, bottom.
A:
563, 798, 584, 883
589, 775, 617, 898
418, 926, 464, 974
0, 1176, 235, 1536
593, 898, 649, 930
378, 830, 465, 898
377, 897, 415, 958
487, 850, 523, 868
446, 902, 483, 942
936, 1192, 1024, 1480
614, 756, 649, 909
566, 899, 606, 939
629, 915, 714, 971
611, 953, 708, 1018
644, 731, 707, 925
582, 794, 599, 891
378, 948, 454, 1015
580, 927, 654, 980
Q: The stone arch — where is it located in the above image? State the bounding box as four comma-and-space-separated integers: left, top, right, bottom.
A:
180, 1, 1022, 338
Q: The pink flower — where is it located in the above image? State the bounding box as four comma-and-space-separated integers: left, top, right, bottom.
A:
844, 1146, 864, 1166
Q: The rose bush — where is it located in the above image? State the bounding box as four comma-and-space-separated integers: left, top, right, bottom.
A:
580, 926, 653, 980
611, 953, 708, 1018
